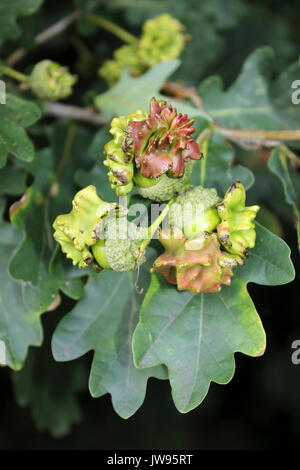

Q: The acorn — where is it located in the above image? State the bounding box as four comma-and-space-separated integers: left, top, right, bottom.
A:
29, 60, 77, 100
217, 181, 260, 258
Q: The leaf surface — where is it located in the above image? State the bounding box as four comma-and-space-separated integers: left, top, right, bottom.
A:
132, 222, 294, 412
52, 253, 167, 418
268, 149, 300, 249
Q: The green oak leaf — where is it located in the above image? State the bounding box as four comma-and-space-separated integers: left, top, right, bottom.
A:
95, 60, 210, 121
0, 198, 43, 369
0, 93, 41, 167
198, 47, 285, 130
268, 148, 300, 250
75, 127, 116, 202
52, 252, 168, 419
132, 222, 295, 413
270, 61, 300, 132
0, 0, 43, 46
9, 122, 93, 314
49, 247, 85, 301
8, 149, 62, 314
191, 130, 254, 195
12, 347, 87, 438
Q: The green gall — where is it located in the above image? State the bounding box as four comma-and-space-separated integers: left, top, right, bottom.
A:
217, 181, 260, 258
98, 59, 124, 88
138, 14, 185, 67
29, 60, 77, 100
104, 110, 148, 196
104, 98, 201, 201
92, 216, 147, 272
98, 14, 185, 87
152, 229, 244, 294
53, 185, 126, 270
99, 44, 145, 87
168, 185, 221, 238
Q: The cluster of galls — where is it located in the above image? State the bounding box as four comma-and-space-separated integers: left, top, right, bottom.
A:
104, 97, 201, 201
152, 183, 259, 293
53, 185, 147, 273
99, 14, 186, 87
53, 97, 260, 294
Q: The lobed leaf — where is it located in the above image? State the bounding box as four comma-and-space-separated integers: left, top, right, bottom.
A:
132, 222, 294, 412
0, 198, 43, 369
52, 252, 167, 419
268, 149, 300, 250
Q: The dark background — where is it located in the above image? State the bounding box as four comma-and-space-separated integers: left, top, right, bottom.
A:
0, 0, 300, 450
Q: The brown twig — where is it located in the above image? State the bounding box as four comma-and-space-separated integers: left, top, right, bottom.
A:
6, 11, 80, 66
43, 102, 106, 126
162, 80, 203, 109
164, 80, 300, 143
217, 128, 300, 142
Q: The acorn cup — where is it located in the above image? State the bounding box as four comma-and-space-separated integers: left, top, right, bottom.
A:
29, 60, 77, 100
104, 97, 202, 201
217, 181, 260, 258
53, 185, 147, 273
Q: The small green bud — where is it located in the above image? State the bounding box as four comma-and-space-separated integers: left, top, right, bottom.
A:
217, 181, 260, 258
29, 60, 77, 100
138, 14, 185, 67
99, 44, 145, 87
114, 44, 145, 76
98, 59, 124, 88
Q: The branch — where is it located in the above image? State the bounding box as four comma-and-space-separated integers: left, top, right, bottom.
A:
217, 128, 300, 142
162, 81, 203, 109
6, 11, 80, 66
86, 13, 138, 44
164, 80, 300, 143
43, 102, 106, 126
0, 64, 29, 83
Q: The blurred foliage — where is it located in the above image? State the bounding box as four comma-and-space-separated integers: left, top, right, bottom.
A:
0, 0, 299, 448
